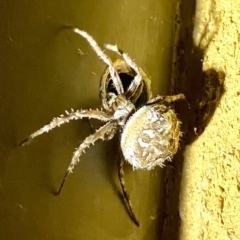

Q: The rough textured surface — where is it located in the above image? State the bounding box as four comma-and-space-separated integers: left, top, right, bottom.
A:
179, 0, 240, 239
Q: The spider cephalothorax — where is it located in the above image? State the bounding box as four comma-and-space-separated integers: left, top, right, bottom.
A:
20, 27, 185, 226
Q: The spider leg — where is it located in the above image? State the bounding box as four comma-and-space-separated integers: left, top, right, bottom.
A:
62, 26, 124, 95
146, 93, 186, 105
57, 120, 118, 194
104, 44, 143, 99
19, 109, 111, 146
118, 152, 140, 226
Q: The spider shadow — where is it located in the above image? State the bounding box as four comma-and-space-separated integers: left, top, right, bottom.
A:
161, 46, 226, 240
177, 65, 225, 144
160, 0, 226, 239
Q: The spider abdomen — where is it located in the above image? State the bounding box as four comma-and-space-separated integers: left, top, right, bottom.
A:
120, 104, 181, 170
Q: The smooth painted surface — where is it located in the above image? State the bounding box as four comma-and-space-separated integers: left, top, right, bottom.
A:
0, 0, 176, 239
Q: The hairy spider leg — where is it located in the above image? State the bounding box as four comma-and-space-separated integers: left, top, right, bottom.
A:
57, 121, 118, 194
19, 109, 111, 146
146, 93, 186, 105
104, 44, 143, 99
118, 153, 139, 226
64, 27, 124, 96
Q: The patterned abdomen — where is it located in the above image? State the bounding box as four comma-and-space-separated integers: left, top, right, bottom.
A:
121, 104, 181, 170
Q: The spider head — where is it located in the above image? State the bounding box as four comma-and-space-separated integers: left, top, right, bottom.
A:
108, 94, 136, 126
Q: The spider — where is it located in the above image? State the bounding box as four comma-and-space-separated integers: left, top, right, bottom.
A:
20, 27, 185, 226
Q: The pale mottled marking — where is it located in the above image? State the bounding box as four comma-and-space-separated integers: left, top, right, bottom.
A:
20, 27, 185, 226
